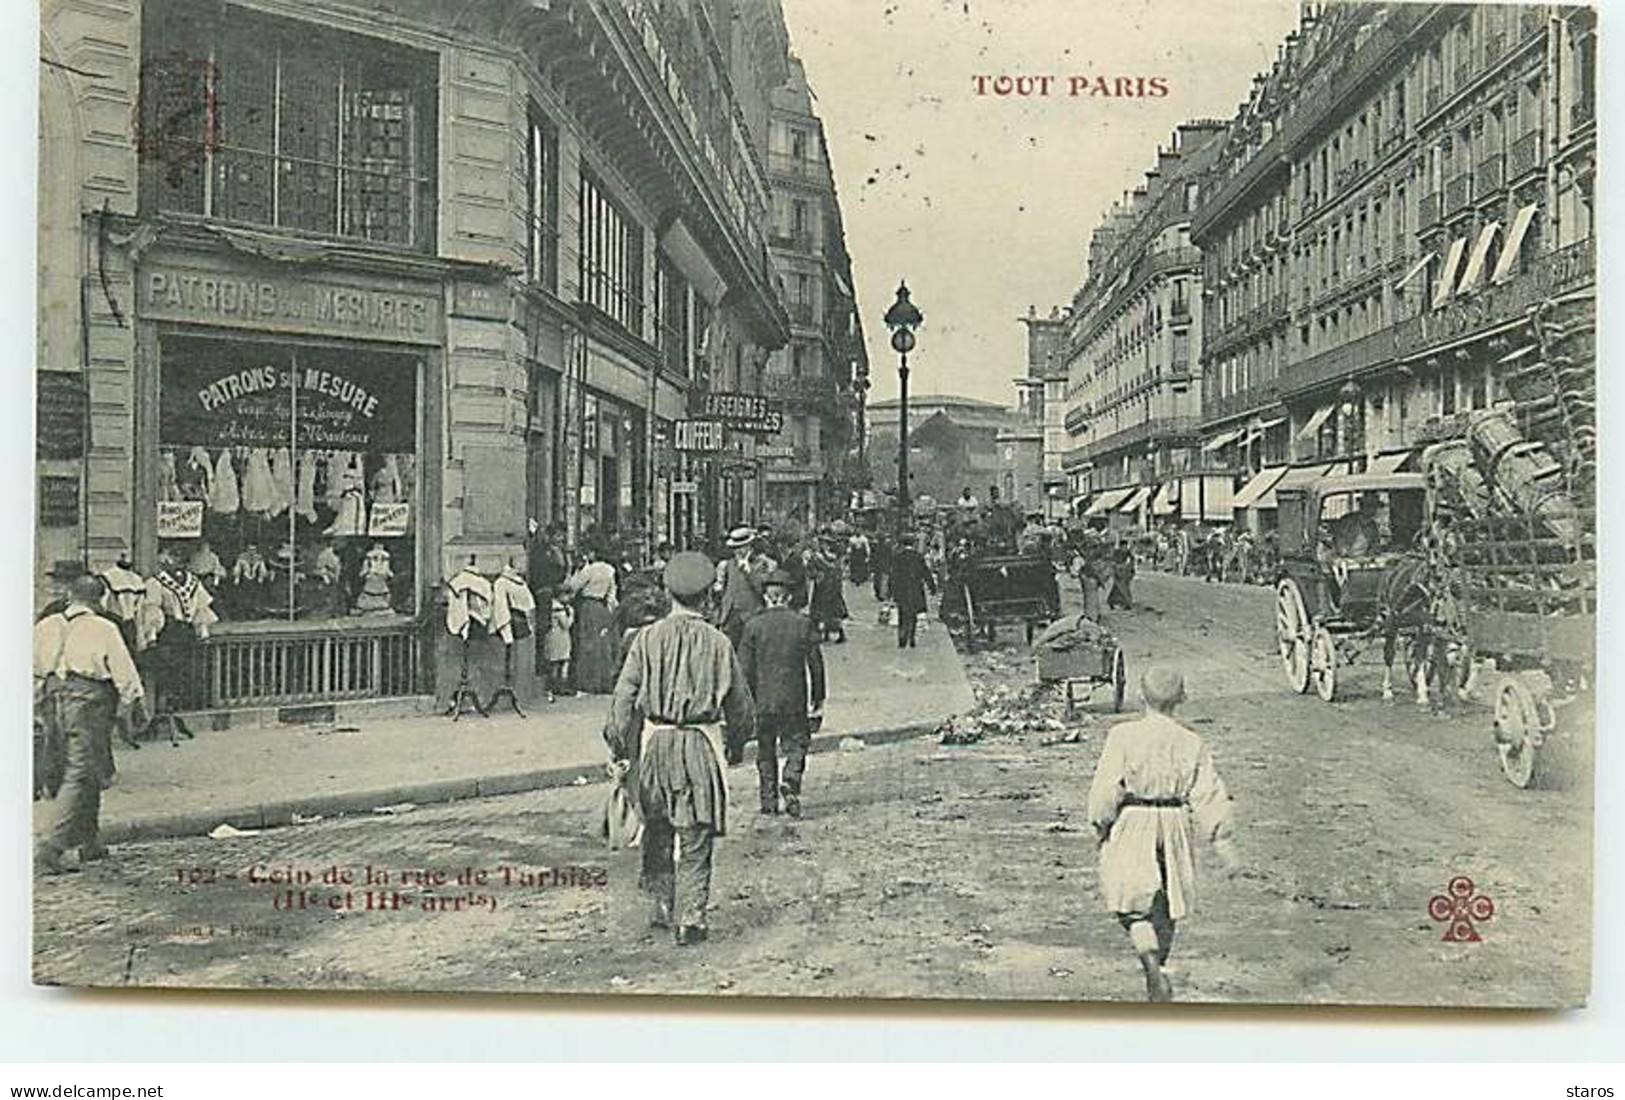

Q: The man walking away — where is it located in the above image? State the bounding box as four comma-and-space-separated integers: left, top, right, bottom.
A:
1086, 665, 1240, 1001
605, 552, 756, 946
889, 531, 936, 648
737, 570, 826, 818
34, 575, 148, 874
714, 526, 766, 652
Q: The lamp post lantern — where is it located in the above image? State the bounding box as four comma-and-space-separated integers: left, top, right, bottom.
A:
883, 280, 923, 533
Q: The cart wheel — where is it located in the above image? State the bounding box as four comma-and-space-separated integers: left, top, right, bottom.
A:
1494, 679, 1542, 789
1276, 579, 1311, 694
1111, 647, 1126, 713
1309, 625, 1338, 702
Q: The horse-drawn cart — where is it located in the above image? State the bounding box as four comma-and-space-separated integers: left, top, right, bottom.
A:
1033, 612, 1126, 715
939, 551, 1060, 650
1273, 472, 1433, 702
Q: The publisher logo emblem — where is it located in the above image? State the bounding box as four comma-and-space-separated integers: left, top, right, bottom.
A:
1429, 875, 1495, 942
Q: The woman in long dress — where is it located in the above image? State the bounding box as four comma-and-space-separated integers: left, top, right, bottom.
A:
564, 544, 619, 694
1086, 664, 1240, 1001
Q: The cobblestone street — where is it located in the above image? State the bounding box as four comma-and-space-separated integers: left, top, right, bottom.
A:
33, 572, 1590, 1006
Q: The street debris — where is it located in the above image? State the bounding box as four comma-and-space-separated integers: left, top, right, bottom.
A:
838, 737, 867, 752
290, 812, 324, 826
207, 823, 259, 839
371, 802, 417, 816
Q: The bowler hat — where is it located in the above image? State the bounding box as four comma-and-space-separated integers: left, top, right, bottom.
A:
664, 551, 715, 600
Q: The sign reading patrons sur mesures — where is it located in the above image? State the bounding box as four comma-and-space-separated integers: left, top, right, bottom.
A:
140, 263, 443, 346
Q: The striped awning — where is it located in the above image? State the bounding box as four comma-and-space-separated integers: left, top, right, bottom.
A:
1432, 236, 1468, 309
1084, 487, 1135, 515
1152, 482, 1179, 515
1118, 486, 1153, 513
1296, 404, 1335, 441
1252, 463, 1335, 510
1367, 450, 1414, 475
1203, 428, 1244, 452
1491, 203, 1538, 285
1456, 222, 1501, 295
1233, 465, 1288, 509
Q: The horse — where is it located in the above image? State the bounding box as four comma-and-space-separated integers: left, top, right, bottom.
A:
1371, 538, 1464, 708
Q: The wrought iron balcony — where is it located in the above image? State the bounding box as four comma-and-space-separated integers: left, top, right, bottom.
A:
1483, 32, 1506, 66
1444, 173, 1472, 216
1571, 97, 1595, 130
767, 152, 829, 185
1419, 191, 1441, 227
1521, 6, 1546, 40
1425, 85, 1442, 115
1201, 378, 1280, 426
789, 300, 818, 326
1455, 60, 1475, 93
1476, 155, 1504, 197
1508, 131, 1542, 180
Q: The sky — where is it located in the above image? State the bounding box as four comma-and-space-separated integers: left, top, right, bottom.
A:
779, 0, 1302, 408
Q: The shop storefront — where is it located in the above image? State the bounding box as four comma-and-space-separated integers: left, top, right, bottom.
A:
134, 254, 443, 710
578, 390, 646, 551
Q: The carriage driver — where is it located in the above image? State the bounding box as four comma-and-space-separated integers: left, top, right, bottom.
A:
1326, 494, 1385, 558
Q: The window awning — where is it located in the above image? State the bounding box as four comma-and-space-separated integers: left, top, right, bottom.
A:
1203, 428, 1243, 452
1232, 465, 1288, 509
1491, 203, 1538, 285
1432, 236, 1467, 309
1252, 462, 1335, 510
1152, 482, 1179, 515
1118, 486, 1152, 513
1245, 415, 1287, 443
1084, 487, 1135, 515
1395, 252, 1433, 292
1456, 222, 1501, 295
1296, 404, 1335, 441
1366, 450, 1413, 475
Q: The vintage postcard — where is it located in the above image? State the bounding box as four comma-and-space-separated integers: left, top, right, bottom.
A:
32, 0, 1595, 1007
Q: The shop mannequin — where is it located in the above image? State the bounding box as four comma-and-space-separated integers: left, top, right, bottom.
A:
353, 544, 395, 614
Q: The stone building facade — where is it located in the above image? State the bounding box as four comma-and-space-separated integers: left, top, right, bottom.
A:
1192, 2, 1596, 520
38, 0, 794, 712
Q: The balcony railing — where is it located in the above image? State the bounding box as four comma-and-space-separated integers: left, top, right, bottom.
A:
1082, 416, 1199, 461
1483, 32, 1506, 66
1508, 131, 1542, 180
1425, 85, 1442, 115
1455, 60, 1475, 92
1419, 191, 1441, 227
1201, 378, 1281, 426
1444, 173, 1472, 216
1521, 6, 1545, 40
1571, 97, 1595, 130
1169, 301, 1191, 325
767, 152, 828, 184
762, 371, 838, 410
1476, 154, 1504, 197
788, 300, 818, 325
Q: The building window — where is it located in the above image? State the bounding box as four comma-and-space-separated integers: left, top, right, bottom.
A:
157, 333, 422, 625
579, 171, 645, 335
527, 111, 559, 290
139, 0, 437, 250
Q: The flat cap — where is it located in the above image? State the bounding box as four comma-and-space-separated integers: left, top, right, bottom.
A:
664, 551, 715, 600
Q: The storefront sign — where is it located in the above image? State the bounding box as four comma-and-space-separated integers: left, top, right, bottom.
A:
756, 444, 795, 459
451, 280, 510, 322
691, 390, 784, 434
670, 480, 699, 494
674, 419, 727, 452
157, 500, 204, 539
161, 338, 417, 451
368, 502, 411, 538
36, 372, 88, 460
38, 475, 79, 528
140, 264, 443, 346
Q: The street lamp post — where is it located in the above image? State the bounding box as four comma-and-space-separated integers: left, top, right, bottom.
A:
883, 280, 923, 533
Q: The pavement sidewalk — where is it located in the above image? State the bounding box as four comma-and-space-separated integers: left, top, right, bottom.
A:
37, 586, 973, 844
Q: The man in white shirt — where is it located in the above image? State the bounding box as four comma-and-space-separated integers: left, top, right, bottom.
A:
34, 575, 147, 874
956, 486, 980, 511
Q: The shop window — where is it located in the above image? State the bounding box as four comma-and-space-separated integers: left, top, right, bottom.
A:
139, 1, 437, 249
156, 334, 420, 625
528, 110, 559, 291
578, 171, 645, 336
655, 253, 690, 376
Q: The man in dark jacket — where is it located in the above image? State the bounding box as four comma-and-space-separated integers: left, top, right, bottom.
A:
736, 569, 826, 818
889, 531, 937, 649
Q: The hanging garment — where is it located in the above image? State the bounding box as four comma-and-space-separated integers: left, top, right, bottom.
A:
314, 544, 342, 585
491, 567, 538, 644
241, 448, 275, 514
138, 567, 218, 649
324, 451, 350, 511
179, 447, 214, 502
352, 544, 395, 614
210, 449, 240, 515
323, 455, 367, 536
268, 447, 294, 519
189, 543, 226, 588
158, 452, 182, 503
295, 451, 319, 523
397, 454, 417, 505
232, 546, 271, 586
444, 569, 494, 640
100, 564, 148, 652
371, 455, 403, 504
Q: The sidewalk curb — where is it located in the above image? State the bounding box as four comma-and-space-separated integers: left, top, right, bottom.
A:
97, 719, 952, 845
